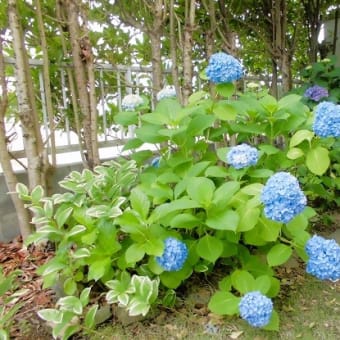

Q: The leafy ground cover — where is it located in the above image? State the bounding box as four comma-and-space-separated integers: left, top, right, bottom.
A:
1, 213, 339, 339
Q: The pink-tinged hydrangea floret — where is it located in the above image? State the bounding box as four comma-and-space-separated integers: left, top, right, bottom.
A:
313, 101, 340, 138
121, 94, 144, 111
305, 235, 340, 281
304, 85, 328, 101
206, 52, 244, 84
261, 172, 307, 223
239, 291, 273, 328
156, 237, 188, 271
226, 144, 259, 169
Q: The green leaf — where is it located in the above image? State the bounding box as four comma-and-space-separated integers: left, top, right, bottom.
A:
80, 287, 91, 306
114, 111, 138, 126
37, 309, 63, 323
88, 258, 111, 281
205, 166, 228, 177
258, 217, 282, 242
237, 206, 260, 232
213, 102, 237, 120
306, 146, 330, 175
287, 147, 304, 160
170, 213, 201, 229
289, 130, 314, 148
216, 83, 235, 97
66, 225, 86, 238
63, 278, 77, 295
231, 270, 255, 293
206, 209, 239, 231
122, 138, 144, 151
84, 305, 98, 329
186, 114, 215, 136
31, 185, 44, 203
263, 309, 280, 331
186, 177, 215, 207
55, 206, 73, 228
130, 188, 150, 220
72, 248, 91, 259
57, 296, 83, 315
254, 275, 272, 294
125, 243, 146, 263
135, 124, 168, 143
196, 235, 223, 263
208, 291, 241, 315
0, 329, 9, 340
212, 181, 240, 207
267, 244, 292, 267
240, 183, 264, 196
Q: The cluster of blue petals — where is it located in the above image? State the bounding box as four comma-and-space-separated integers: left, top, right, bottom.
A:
239, 291, 273, 328
313, 101, 340, 138
304, 85, 329, 101
156, 237, 188, 271
121, 94, 144, 111
206, 52, 244, 83
261, 172, 307, 224
157, 85, 177, 101
305, 235, 340, 281
226, 144, 259, 169
150, 156, 161, 168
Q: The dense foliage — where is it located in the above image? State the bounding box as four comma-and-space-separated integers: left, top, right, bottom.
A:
15, 52, 340, 339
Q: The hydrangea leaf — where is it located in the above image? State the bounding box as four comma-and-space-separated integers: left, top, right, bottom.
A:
114, 111, 138, 126
206, 209, 239, 231
213, 101, 237, 120
237, 206, 260, 232
208, 291, 241, 315
267, 244, 292, 267
306, 146, 330, 175
170, 213, 201, 229
125, 243, 145, 264
196, 235, 223, 263
289, 129, 314, 148
287, 147, 304, 160
130, 188, 150, 220
216, 83, 235, 97
254, 275, 272, 294
263, 310, 280, 331
231, 270, 256, 294
186, 177, 215, 207
186, 114, 215, 136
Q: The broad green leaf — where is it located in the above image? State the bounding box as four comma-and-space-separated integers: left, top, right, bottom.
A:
31, 185, 44, 203
122, 138, 144, 151
212, 181, 240, 207
213, 101, 237, 120
130, 188, 150, 220
267, 244, 292, 267
306, 146, 330, 175
254, 275, 272, 294
237, 206, 260, 232
240, 183, 264, 196
186, 177, 215, 207
216, 83, 235, 98
186, 114, 215, 136
125, 243, 146, 263
248, 169, 274, 178
205, 165, 228, 177
206, 209, 239, 231
196, 235, 223, 263
170, 213, 201, 229
63, 278, 77, 295
287, 147, 304, 160
258, 217, 282, 242
135, 124, 168, 143
208, 291, 241, 315
88, 258, 111, 281
57, 296, 83, 315
231, 270, 255, 293
289, 130, 314, 148
114, 111, 138, 126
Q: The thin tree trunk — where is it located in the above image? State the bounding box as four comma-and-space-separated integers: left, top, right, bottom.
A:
169, 0, 182, 104
35, 0, 57, 169
0, 33, 32, 240
182, 0, 196, 105
8, 0, 47, 190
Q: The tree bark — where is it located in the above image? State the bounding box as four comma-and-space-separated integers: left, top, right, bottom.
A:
182, 0, 196, 105
8, 0, 48, 190
0, 33, 32, 240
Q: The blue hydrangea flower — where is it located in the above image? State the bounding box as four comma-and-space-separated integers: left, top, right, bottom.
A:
261, 172, 307, 224
206, 52, 244, 83
121, 94, 144, 111
156, 237, 188, 271
304, 85, 329, 101
239, 291, 273, 328
226, 144, 259, 169
305, 235, 340, 281
151, 156, 160, 168
157, 85, 176, 101
313, 101, 340, 138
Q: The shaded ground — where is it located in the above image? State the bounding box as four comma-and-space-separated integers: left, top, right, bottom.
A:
0, 212, 339, 339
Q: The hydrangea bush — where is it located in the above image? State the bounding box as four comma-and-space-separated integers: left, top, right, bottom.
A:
17, 52, 339, 337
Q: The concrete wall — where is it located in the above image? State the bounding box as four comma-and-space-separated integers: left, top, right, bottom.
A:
0, 163, 84, 243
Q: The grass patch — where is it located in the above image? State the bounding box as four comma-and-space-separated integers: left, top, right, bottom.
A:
84, 274, 339, 340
